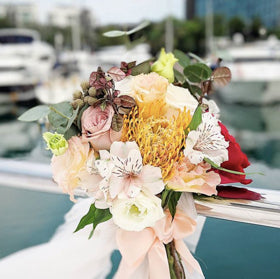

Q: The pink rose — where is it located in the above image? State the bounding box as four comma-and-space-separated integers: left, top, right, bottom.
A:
81, 105, 122, 150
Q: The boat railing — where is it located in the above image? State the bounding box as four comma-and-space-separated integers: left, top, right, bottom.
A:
1, 158, 279, 228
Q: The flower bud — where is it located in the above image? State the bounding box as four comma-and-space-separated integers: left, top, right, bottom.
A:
43, 132, 68, 156
80, 81, 90, 91
88, 96, 98, 106
84, 96, 90, 103
88, 87, 97, 97
73, 90, 82, 100
72, 99, 84, 109
151, 48, 178, 83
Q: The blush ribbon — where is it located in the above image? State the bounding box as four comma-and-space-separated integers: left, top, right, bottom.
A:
114, 210, 203, 279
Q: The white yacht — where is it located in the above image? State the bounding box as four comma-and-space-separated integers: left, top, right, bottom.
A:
217, 37, 280, 105
0, 28, 55, 103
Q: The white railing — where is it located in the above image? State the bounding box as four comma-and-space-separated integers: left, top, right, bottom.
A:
1, 158, 280, 228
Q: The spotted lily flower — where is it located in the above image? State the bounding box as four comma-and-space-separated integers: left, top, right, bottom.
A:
184, 113, 229, 166
95, 141, 165, 200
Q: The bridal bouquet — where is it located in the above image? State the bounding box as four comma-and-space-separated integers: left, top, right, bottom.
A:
19, 49, 255, 278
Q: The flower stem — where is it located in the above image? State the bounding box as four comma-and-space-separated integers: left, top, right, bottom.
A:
165, 241, 186, 279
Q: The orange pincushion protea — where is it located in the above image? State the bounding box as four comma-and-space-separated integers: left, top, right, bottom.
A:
122, 107, 192, 181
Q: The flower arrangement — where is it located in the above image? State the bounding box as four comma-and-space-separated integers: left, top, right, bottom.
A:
19, 48, 257, 279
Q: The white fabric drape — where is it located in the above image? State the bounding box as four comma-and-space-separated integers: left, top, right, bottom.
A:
0, 197, 205, 279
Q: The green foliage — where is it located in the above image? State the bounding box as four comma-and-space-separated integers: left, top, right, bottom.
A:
162, 189, 182, 219
184, 63, 212, 83
185, 105, 202, 133
48, 102, 73, 132
74, 204, 112, 239
228, 16, 246, 36
131, 59, 152, 75
18, 105, 50, 122
174, 49, 190, 68
204, 158, 264, 176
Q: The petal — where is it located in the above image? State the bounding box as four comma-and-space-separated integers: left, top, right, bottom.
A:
110, 141, 139, 159
141, 165, 164, 195
99, 150, 111, 160
124, 149, 143, 174
109, 175, 125, 199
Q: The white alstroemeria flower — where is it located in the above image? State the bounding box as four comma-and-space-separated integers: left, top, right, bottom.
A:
111, 191, 165, 231
202, 99, 220, 118
184, 113, 229, 166
95, 141, 165, 200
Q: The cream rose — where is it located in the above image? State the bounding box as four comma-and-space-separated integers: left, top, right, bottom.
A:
81, 105, 121, 150
111, 192, 164, 231
166, 84, 198, 115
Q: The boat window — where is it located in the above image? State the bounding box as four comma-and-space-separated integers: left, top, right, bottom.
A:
0, 35, 34, 44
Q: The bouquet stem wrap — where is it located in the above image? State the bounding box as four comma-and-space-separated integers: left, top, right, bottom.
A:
114, 210, 203, 279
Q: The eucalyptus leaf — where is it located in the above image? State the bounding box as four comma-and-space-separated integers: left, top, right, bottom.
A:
184, 63, 212, 83
188, 52, 205, 63
102, 30, 126, 37
131, 59, 152, 76
174, 69, 185, 83
48, 102, 73, 130
18, 105, 49, 122
103, 21, 150, 38
64, 125, 80, 140
74, 204, 112, 237
126, 20, 150, 35
77, 104, 89, 131
174, 49, 190, 68
64, 107, 79, 132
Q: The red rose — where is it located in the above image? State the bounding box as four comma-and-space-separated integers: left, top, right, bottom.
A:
215, 122, 252, 185
217, 186, 261, 200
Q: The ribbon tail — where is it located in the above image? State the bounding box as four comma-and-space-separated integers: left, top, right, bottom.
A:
175, 240, 204, 276
114, 259, 137, 279
148, 240, 171, 279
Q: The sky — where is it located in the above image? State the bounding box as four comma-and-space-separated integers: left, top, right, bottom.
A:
8, 0, 186, 25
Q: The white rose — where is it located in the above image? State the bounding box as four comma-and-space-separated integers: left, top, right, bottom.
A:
166, 84, 198, 115
111, 192, 164, 231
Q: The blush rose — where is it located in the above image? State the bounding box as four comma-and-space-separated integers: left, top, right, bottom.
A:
81, 105, 122, 150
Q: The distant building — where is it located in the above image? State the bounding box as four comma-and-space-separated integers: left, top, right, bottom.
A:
0, 3, 38, 26
48, 6, 94, 29
187, 0, 280, 27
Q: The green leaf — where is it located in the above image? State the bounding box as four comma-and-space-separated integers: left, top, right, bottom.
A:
48, 102, 73, 130
18, 105, 49, 122
77, 104, 89, 131
204, 158, 264, 176
161, 188, 171, 208
189, 85, 202, 96
100, 101, 107, 111
131, 59, 153, 76
74, 204, 112, 236
161, 189, 182, 219
64, 107, 79, 132
174, 69, 185, 83
64, 125, 80, 140
102, 30, 126, 37
174, 49, 190, 68
103, 21, 150, 38
168, 191, 182, 219
184, 63, 212, 83
185, 106, 202, 133
188, 52, 205, 63
126, 20, 150, 35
